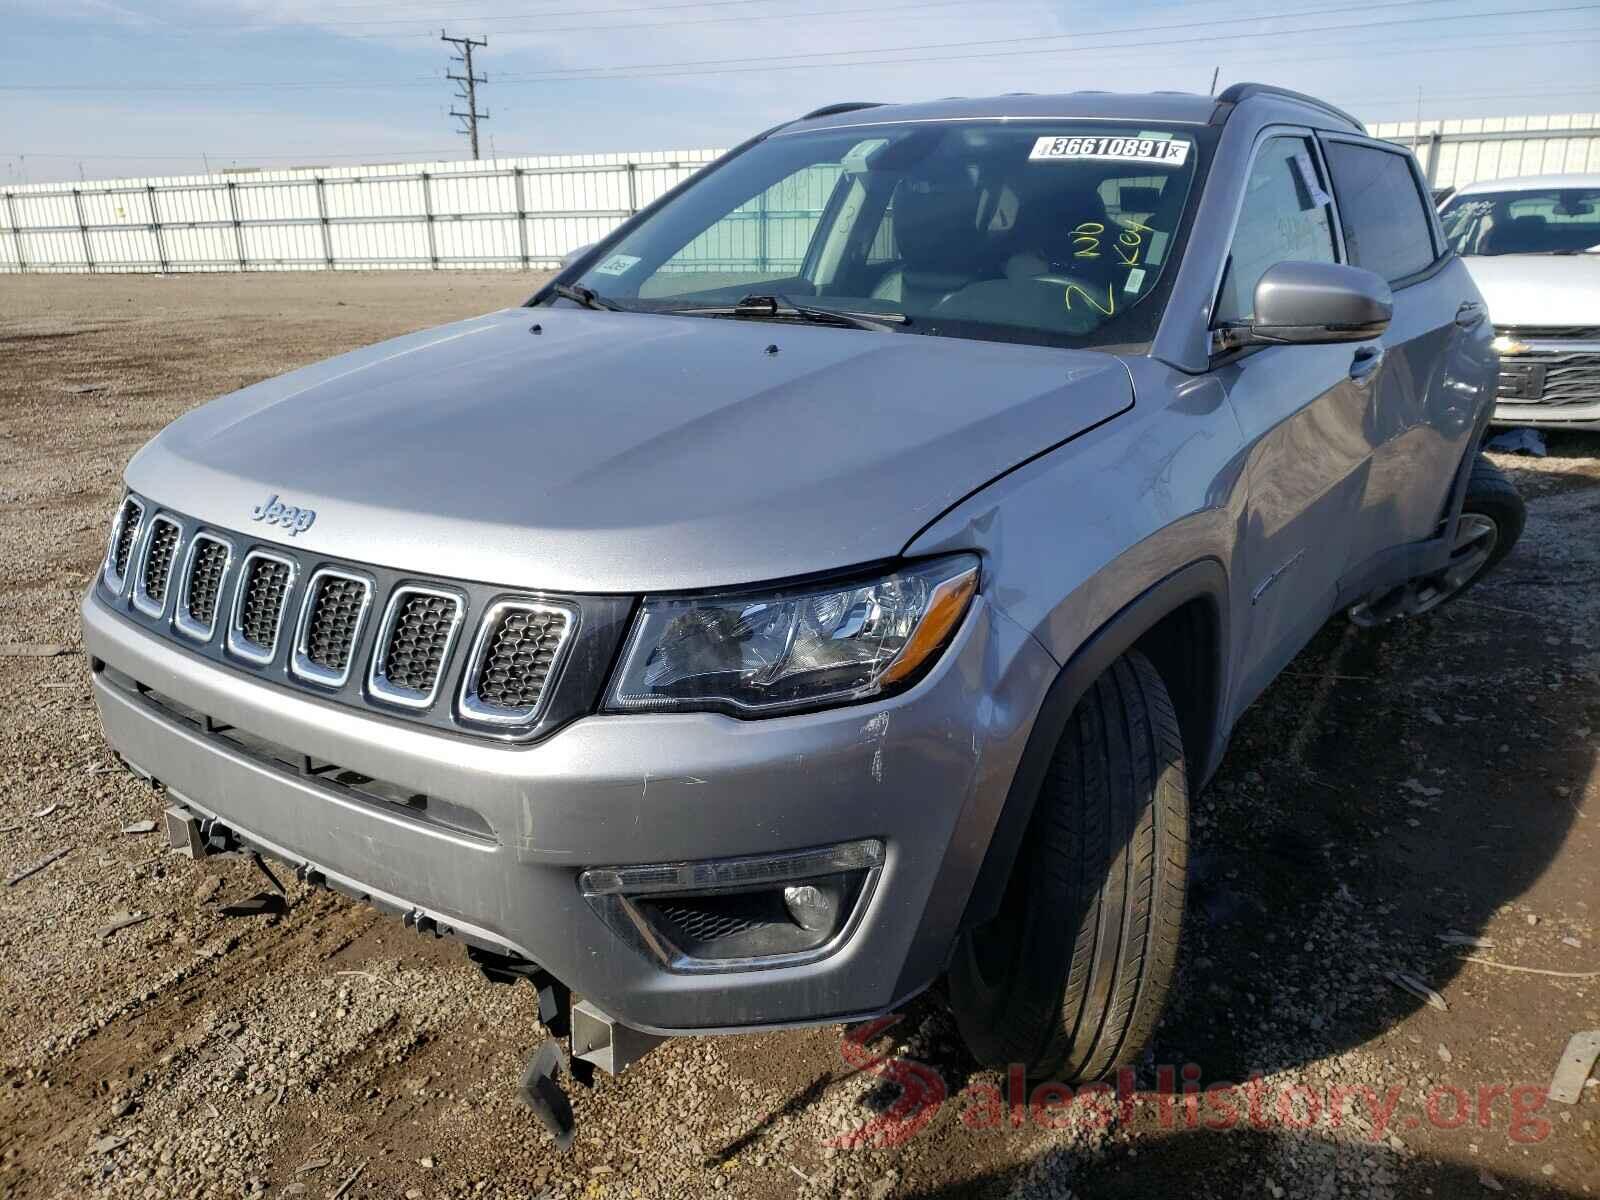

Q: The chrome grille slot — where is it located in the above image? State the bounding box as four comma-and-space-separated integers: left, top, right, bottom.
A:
1498, 324, 1600, 340
226, 550, 296, 665
1498, 353, 1600, 407
176, 534, 231, 642
134, 515, 182, 616
368, 586, 463, 708
103, 496, 145, 593
291, 569, 372, 688
459, 599, 575, 725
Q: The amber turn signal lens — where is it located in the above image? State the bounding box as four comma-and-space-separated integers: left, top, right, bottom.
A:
878, 565, 979, 687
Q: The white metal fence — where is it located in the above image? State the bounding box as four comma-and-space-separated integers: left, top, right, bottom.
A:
1369, 113, 1600, 191
0, 149, 723, 274
5, 113, 1599, 275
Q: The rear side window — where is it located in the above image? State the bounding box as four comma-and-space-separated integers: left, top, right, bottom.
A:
1214, 135, 1337, 324
1323, 142, 1436, 283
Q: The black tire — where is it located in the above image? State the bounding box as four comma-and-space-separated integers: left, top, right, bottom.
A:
949, 649, 1188, 1081
1458, 455, 1525, 582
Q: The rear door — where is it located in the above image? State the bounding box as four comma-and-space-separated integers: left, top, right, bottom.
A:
1214, 130, 1378, 712
1318, 136, 1480, 580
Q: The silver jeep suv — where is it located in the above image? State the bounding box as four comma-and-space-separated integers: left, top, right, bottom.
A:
83, 83, 1522, 1140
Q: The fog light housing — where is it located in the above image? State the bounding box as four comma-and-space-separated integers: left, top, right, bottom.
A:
783, 883, 838, 932
580, 839, 883, 973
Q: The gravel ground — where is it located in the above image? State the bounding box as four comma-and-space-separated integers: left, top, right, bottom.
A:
1, 272, 1597, 1200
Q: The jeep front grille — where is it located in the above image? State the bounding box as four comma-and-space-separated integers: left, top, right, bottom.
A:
97, 492, 622, 741
459, 600, 574, 724
177, 534, 231, 641
369, 587, 463, 707
228, 551, 295, 664
292, 569, 372, 687
134, 515, 182, 615
104, 496, 145, 592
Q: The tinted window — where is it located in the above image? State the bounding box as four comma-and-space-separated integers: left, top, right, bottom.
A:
1324, 142, 1436, 282
1215, 135, 1337, 323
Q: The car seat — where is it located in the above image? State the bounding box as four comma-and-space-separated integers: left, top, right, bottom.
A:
871, 167, 992, 309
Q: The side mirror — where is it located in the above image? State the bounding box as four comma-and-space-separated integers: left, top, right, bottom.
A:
1218, 261, 1392, 350
560, 243, 596, 269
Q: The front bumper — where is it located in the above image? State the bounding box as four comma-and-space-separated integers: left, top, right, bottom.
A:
1491, 401, 1600, 432
84, 586, 1053, 1034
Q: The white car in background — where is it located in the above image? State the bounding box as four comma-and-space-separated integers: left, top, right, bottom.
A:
1439, 173, 1600, 431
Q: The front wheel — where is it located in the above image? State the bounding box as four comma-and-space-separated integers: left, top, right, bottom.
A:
949, 649, 1188, 1080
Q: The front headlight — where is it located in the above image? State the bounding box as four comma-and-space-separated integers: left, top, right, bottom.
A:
605, 555, 979, 715
1490, 334, 1531, 356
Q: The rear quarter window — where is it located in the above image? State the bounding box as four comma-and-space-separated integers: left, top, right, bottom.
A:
1322, 141, 1437, 283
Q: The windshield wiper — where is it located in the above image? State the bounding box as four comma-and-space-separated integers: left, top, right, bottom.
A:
549, 282, 626, 311
665, 294, 910, 332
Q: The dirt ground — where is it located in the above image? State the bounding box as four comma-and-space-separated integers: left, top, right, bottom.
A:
0, 272, 1596, 1200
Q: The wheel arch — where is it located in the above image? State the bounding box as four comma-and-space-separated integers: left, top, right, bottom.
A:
958, 557, 1229, 936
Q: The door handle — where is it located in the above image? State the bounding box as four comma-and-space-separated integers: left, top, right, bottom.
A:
1349, 344, 1384, 385
1455, 300, 1486, 328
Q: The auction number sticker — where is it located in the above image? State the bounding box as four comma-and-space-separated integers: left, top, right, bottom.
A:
1029, 135, 1191, 167
592, 253, 641, 276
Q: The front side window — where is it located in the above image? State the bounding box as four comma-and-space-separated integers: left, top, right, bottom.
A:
1214, 135, 1337, 324
1323, 141, 1437, 282
567, 121, 1206, 351
1439, 186, 1600, 256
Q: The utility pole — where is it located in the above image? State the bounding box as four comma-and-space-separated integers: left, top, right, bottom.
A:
441, 30, 489, 160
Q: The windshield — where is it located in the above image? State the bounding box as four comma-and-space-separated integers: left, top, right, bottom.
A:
563, 121, 1205, 350
1439, 186, 1600, 255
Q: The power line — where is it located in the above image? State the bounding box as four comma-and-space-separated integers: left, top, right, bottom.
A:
3, 0, 1596, 92
486, 2, 1600, 82
28, 0, 1002, 42
176, 0, 842, 29
441, 30, 489, 160
486, 0, 1483, 78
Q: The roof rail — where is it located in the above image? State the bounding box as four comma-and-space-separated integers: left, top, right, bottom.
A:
1214, 83, 1365, 132
799, 101, 886, 121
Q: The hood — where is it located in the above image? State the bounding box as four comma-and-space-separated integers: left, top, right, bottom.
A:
128, 307, 1131, 592
1460, 254, 1600, 327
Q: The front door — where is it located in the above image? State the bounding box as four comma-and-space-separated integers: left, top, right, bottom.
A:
1214, 132, 1378, 715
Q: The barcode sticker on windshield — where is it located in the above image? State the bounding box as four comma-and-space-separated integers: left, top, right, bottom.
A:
593, 253, 640, 276
1029, 135, 1191, 167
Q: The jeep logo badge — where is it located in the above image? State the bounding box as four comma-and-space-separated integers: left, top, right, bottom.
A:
250, 493, 316, 536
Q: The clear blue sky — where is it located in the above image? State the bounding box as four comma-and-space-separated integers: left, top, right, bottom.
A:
3, 0, 1599, 183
